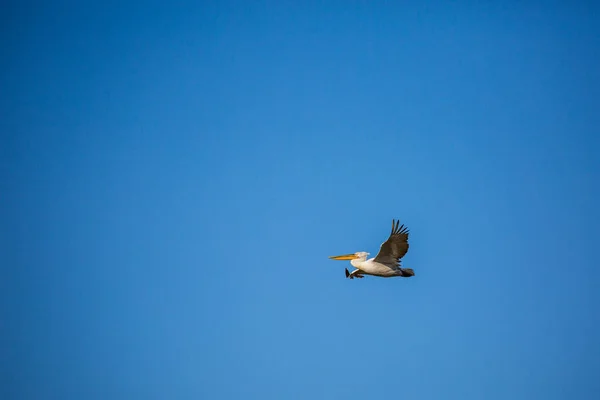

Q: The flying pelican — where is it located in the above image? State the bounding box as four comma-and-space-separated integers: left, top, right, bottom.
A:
329, 220, 415, 279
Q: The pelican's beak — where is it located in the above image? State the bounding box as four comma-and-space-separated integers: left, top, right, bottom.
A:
328, 253, 358, 260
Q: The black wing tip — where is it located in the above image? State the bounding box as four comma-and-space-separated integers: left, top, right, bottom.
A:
391, 219, 409, 235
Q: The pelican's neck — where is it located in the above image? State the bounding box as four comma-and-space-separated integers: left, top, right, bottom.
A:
350, 256, 368, 268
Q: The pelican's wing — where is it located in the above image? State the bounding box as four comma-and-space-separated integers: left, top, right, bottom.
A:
373, 220, 410, 269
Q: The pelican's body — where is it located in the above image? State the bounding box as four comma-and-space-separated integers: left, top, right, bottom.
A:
329, 220, 415, 279
348, 254, 413, 278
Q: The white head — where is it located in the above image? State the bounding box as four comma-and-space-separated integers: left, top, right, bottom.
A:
328, 251, 370, 266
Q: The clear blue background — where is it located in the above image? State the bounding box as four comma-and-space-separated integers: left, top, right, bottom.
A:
3, 1, 599, 399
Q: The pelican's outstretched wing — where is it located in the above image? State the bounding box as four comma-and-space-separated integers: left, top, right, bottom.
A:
373, 220, 410, 269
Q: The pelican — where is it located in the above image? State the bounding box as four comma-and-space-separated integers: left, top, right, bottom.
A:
329, 220, 415, 279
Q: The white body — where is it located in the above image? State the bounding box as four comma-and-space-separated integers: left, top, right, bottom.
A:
350, 254, 399, 277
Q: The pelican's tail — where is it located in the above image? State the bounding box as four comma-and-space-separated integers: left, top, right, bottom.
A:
400, 268, 415, 277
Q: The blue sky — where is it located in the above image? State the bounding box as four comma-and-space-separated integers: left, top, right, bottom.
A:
3, 1, 599, 399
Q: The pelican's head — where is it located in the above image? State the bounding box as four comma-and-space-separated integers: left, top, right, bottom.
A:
329, 251, 369, 262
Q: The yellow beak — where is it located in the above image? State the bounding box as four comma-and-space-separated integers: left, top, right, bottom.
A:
328, 253, 358, 260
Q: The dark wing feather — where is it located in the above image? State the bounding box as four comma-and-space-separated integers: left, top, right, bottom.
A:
373, 220, 410, 269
